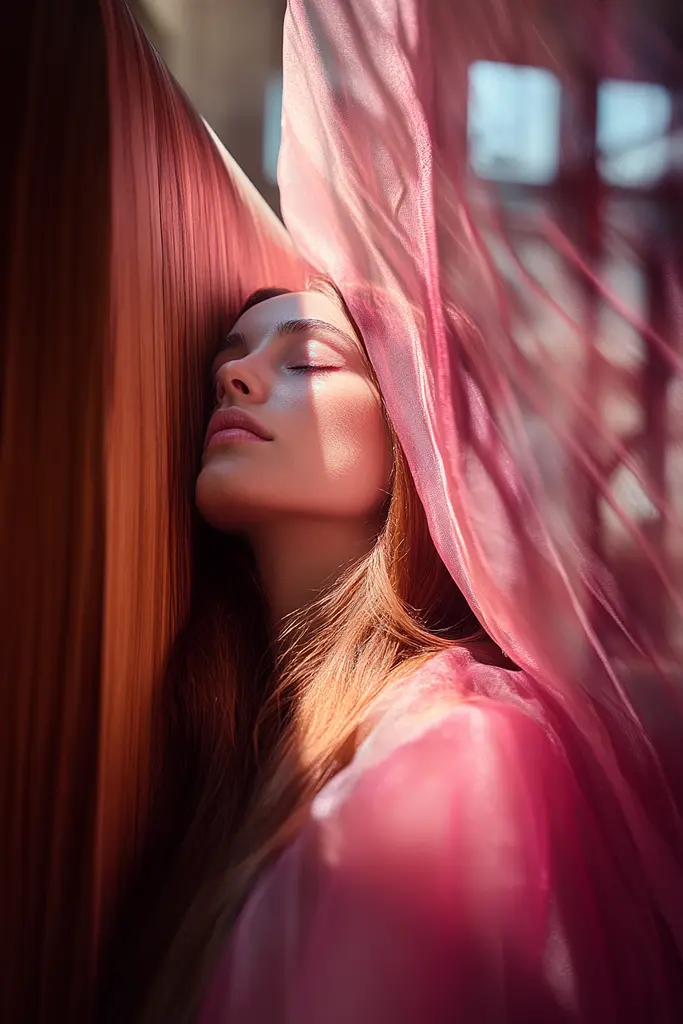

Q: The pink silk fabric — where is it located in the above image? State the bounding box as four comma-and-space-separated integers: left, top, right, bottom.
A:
278, 0, 683, 692
199, 0, 683, 1020
198, 649, 683, 1022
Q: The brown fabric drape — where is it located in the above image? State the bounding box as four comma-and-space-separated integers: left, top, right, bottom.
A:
0, 2, 306, 1020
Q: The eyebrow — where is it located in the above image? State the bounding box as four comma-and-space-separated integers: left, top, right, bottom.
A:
218, 317, 358, 357
274, 318, 356, 346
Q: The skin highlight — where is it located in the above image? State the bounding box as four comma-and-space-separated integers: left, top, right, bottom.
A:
134, 280, 488, 1024
196, 290, 393, 627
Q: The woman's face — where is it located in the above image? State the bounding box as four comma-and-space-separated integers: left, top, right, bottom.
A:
196, 291, 392, 533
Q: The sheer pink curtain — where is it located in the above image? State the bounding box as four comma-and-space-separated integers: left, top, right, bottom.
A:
279, 0, 683, 969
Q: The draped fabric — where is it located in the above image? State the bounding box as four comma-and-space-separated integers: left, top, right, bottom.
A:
0, 2, 306, 1021
5, 0, 683, 1021
279, 0, 683, 697
276, 0, 683, 977
187, 0, 683, 1018
198, 648, 683, 1023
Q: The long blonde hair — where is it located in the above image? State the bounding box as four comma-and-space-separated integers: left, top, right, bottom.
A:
119, 277, 488, 1023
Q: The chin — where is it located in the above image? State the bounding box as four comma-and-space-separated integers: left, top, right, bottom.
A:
196, 468, 234, 529
195, 470, 270, 534
196, 475, 238, 532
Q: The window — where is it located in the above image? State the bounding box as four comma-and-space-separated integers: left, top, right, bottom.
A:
262, 72, 283, 185
468, 61, 673, 188
598, 80, 671, 187
468, 61, 562, 185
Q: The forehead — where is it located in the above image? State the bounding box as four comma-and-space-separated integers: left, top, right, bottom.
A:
231, 290, 352, 339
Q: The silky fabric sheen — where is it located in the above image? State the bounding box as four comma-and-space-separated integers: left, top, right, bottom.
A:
198, 0, 683, 1020
0, 2, 306, 1020
198, 648, 683, 1022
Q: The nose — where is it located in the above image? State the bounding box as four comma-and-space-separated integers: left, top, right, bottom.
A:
215, 354, 268, 404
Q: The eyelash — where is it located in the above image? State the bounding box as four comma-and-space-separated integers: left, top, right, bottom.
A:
211, 364, 337, 395
288, 364, 336, 375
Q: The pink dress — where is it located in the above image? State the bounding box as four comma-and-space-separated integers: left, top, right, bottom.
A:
197, 648, 683, 1023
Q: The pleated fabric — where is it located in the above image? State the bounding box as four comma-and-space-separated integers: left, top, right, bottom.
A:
0, 2, 306, 1020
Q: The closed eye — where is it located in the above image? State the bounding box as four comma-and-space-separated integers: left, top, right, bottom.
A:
288, 364, 340, 375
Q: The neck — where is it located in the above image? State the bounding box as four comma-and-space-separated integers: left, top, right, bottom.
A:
248, 517, 379, 632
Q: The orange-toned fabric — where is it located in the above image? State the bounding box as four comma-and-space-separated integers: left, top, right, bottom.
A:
0, 2, 306, 1021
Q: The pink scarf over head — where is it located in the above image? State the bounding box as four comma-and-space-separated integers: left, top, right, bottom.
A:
278, 0, 683, 987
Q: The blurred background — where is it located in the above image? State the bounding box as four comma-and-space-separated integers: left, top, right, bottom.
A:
123, 0, 683, 655
129, 0, 287, 212
127, 0, 683, 221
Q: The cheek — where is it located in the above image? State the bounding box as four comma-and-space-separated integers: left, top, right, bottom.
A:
313, 380, 392, 499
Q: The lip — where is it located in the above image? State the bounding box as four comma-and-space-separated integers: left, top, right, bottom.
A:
204, 407, 273, 448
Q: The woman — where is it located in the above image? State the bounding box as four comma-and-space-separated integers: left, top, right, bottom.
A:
5, 0, 683, 1021
126, 274, 491, 1015
108, 3, 683, 1013
116, 273, 683, 1024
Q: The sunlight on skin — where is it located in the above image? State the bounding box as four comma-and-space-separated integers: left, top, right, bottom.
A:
195, 291, 393, 625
